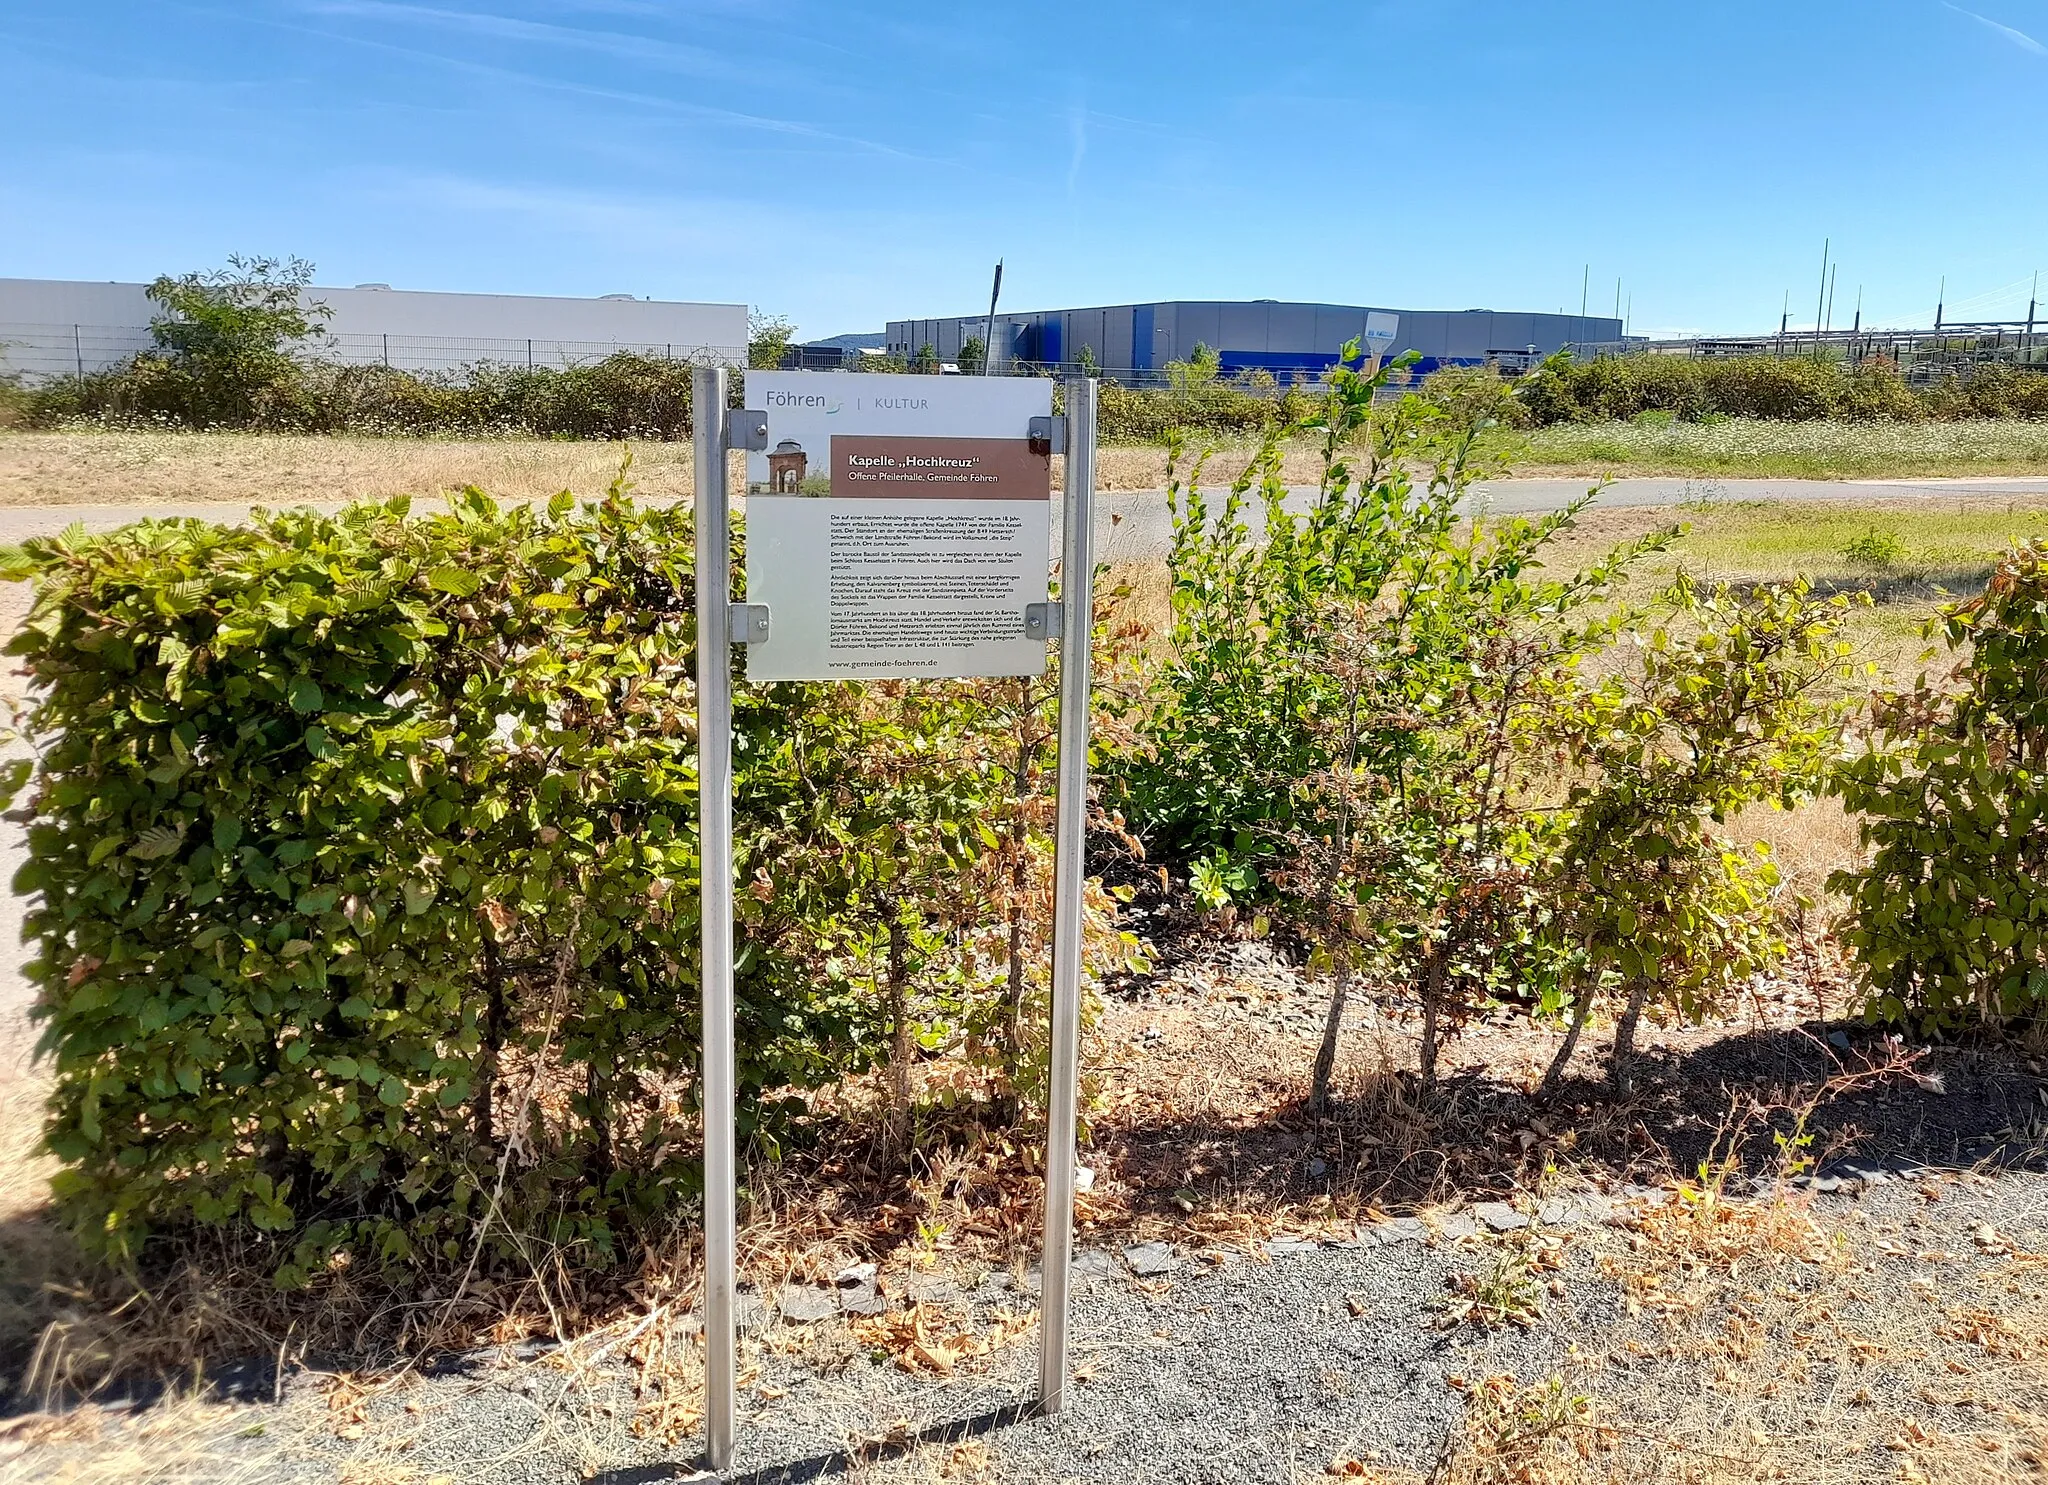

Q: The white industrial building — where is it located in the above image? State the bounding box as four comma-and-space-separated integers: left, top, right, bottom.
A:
0, 278, 748, 380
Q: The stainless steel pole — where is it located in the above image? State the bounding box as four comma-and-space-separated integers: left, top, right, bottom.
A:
1038, 377, 1096, 1415
692, 367, 738, 1473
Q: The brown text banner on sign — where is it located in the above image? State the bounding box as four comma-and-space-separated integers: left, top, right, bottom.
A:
830, 435, 1050, 499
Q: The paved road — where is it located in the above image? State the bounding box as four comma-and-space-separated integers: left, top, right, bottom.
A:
4, 474, 2046, 566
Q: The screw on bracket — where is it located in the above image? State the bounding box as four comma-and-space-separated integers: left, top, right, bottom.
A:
725, 409, 770, 451
1028, 415, 1068, 457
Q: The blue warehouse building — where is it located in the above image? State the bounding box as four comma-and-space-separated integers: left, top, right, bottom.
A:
885, 300, 1621, 381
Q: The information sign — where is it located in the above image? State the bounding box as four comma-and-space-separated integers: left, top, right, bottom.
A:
693, 369, 1097, 1471
1363, 310, 1400, 361
742, 372, 1055, 681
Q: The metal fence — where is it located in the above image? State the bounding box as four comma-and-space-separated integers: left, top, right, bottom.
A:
1569, 322, 2048, 384
0, 323, 745, 382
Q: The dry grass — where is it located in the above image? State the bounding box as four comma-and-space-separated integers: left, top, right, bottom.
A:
1094, 442, 1335, 492
1326, 1075, 2048, 1485
1570, 1193, 2048, 1485
0, 429, 1321, 508
0, 1388, 303, 1485
0, 430, 724, 509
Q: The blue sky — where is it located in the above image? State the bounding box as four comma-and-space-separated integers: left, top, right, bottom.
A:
3, 0, 2046, 339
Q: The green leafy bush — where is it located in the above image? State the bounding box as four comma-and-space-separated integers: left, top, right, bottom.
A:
31, 351, 702, 440
1920, 364, 2048, 420
1108, 347, 1678, 1089
1094, 376, 1319, 442
1834, 540, 2048, 1028
4, 482, 1039, 1274
1114, 347, 1865, 1096
1536, 580, 1859, 1090
0, 371, 29, 429
136, 255, 333, 429
1103, 357, 1432, 864
1421, 363, 1531, 430
747, 311, 796, 372
1188, 847, 1259, 911
1506, 349, 2023, 427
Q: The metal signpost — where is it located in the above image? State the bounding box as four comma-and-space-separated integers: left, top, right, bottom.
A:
692, 368, 1097, 1472
1037, 377, 1095, 1416
692, 367, 748, 1473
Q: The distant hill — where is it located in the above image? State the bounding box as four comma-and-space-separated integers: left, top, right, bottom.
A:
803, 332, 886, 351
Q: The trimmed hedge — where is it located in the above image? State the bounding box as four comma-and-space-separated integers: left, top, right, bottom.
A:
4, 485, 1002, 1277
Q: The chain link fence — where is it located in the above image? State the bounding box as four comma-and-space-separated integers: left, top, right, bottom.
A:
0, 323, 744, 383
1571, 324, 2048, 385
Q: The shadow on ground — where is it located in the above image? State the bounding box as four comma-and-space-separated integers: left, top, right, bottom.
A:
584, 1404, 1035, 1485
1102, 1020, 2048, 1227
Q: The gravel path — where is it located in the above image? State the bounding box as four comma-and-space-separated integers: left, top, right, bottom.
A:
35, 1160, 2036, 1485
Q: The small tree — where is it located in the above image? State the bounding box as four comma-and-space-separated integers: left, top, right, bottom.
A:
1287, 495, 1667, 1099
747, 311, 796, 371
143, 255, 328, 426
1115, 342, 1665, 1097
1538, 580, 1860, 1094
147, 254, 327, 365
911, 343, 940, 375
958, 337, 987, 375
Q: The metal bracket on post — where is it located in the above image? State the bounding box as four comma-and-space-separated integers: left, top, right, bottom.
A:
1027, 414, 1067, 456
728, 603, 770, 645
1023, 601, 1064, 642
725, 408, 770, 451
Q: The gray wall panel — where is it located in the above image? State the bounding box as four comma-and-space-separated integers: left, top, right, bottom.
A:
1106, 306, 1134, 367
1216, 303, 1265, 350
1316, 306, 1366, 349
1269, 303, 1319, 349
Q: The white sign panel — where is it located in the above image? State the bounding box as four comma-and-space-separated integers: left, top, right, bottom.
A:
743, 372, 1055, 681
1363, 311, 1399, 356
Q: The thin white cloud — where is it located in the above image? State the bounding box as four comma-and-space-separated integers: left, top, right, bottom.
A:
252, 10, 931, 160
381, 173, 758, 247
298, 0, 726, 76
1944, 2, 2048, 56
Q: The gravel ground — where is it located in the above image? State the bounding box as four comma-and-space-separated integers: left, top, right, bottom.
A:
20, 1160, 2044, 1485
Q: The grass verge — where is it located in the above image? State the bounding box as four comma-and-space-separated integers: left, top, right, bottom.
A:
1505, 416, 2048, 481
